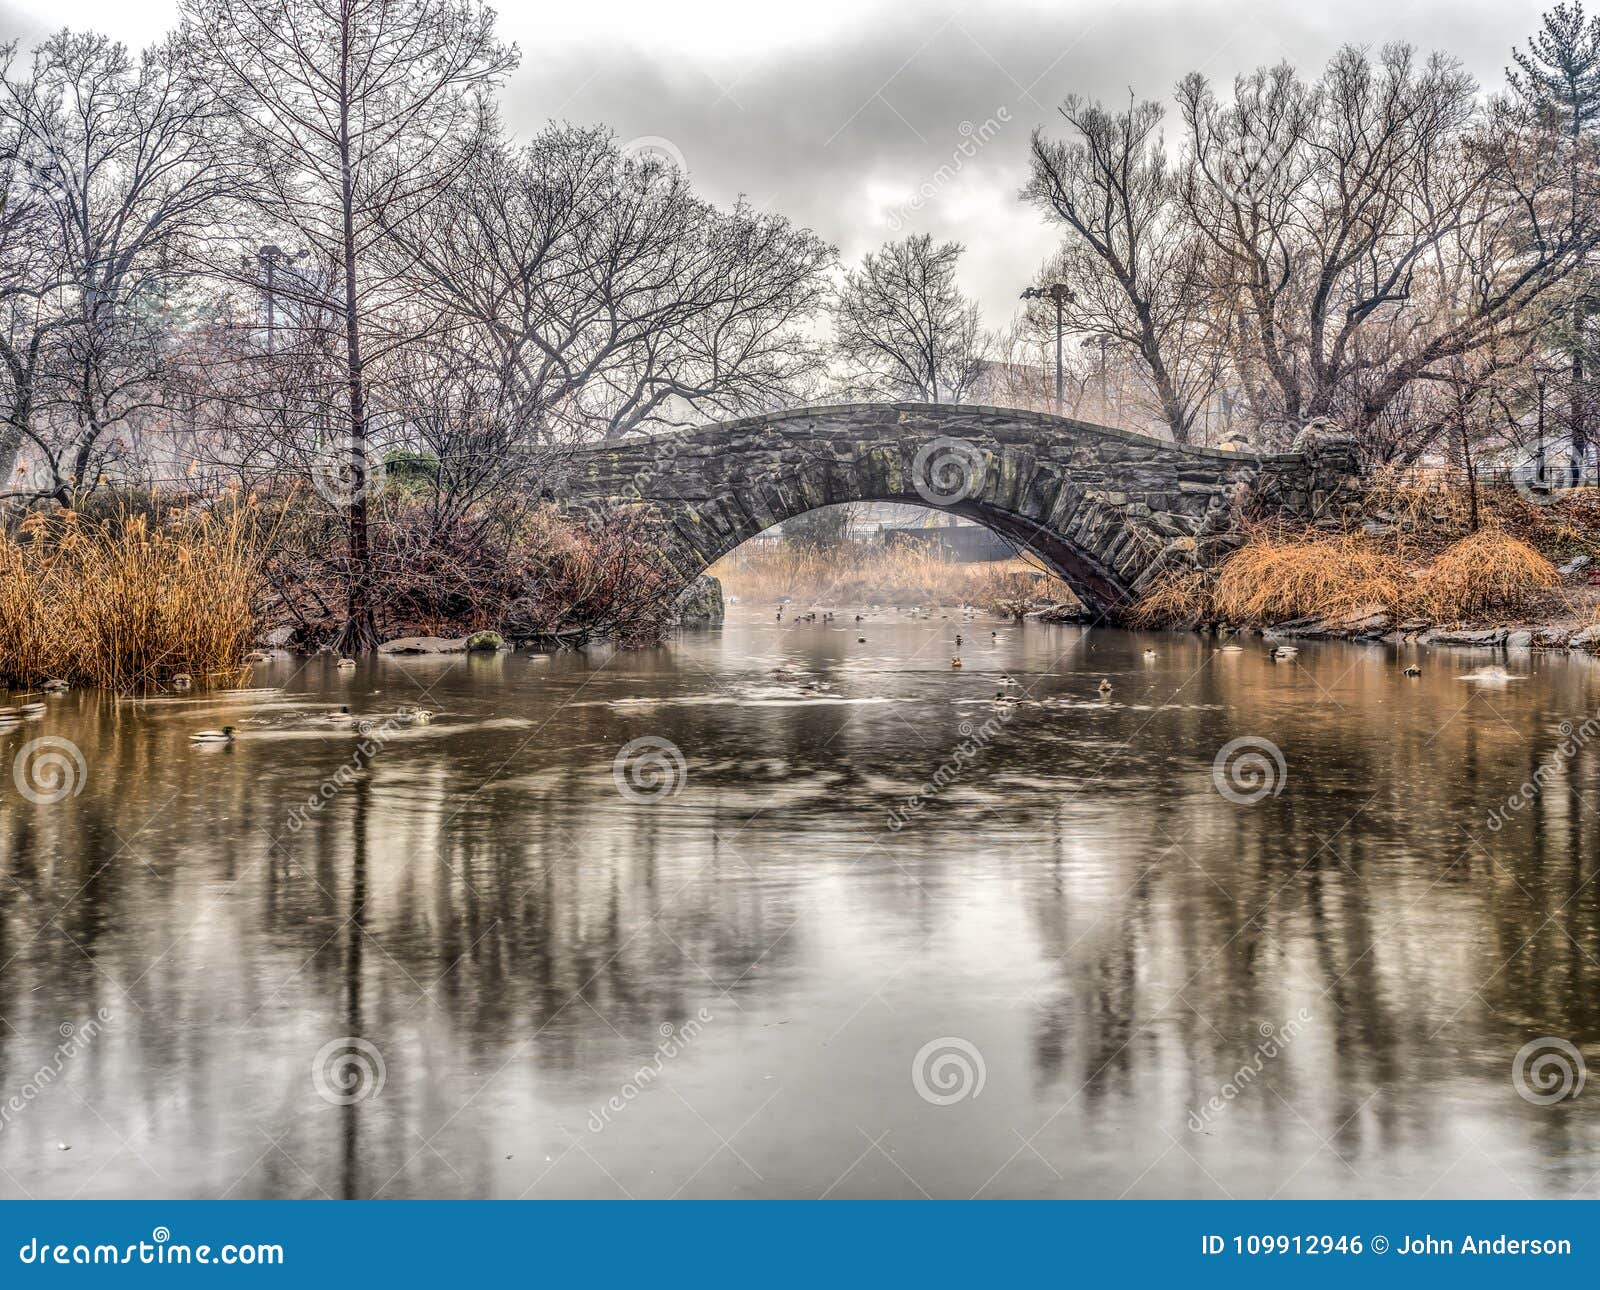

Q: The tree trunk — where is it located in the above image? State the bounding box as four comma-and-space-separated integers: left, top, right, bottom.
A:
335, 7, 377, 653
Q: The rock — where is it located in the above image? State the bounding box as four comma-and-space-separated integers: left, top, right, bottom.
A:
1336, 603, 1392, 637
1425, 627, 1509, 646
1558, 555, 1591, 576
465, 630, 506, 652
1535, 627, 1572, 648
377, 635, 470, 655
673, 574, 725, 628
1569, 625, 1600, 651
1506, 630, 1533, 650
1398, 619, 1431, 633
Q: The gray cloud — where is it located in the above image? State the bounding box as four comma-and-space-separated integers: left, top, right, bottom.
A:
507, 0, 1543, 321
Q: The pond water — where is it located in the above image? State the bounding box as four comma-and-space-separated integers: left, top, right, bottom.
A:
1, 610, 1598, 1199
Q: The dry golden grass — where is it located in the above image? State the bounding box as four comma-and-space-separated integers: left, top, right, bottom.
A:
1211, 530, 1408, 625
1414, 529, 1559, 622
710, 542, 1078, 614
1130, 567, 1214, 626
0, 490, 271, 692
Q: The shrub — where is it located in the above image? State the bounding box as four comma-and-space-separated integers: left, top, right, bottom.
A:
1131, 567, 1214, 626
1414, 529, 1559, 621
1212, 531, 1407, 625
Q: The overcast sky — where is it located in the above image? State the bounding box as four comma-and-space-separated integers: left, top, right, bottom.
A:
3, 0, 1552, 323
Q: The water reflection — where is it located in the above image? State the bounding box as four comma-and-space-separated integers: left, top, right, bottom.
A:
1, 618, 1598, 1197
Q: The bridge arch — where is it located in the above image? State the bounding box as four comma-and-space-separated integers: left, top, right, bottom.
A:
556, 403, 1358, 619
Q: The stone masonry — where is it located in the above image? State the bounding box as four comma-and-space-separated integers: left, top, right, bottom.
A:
555, 403, 1360, 620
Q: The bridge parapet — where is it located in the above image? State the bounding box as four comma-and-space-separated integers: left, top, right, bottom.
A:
554, 403, 1361, 619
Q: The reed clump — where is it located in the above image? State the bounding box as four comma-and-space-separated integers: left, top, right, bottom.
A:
0, 490, 270, 691
710, 542, 1077, 612
1414, 529, 1559, 621
1210, 530, 1408, 625
1130, 567, 1215, 626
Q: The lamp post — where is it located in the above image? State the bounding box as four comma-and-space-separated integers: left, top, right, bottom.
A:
244, 244, 308, 354
1021, 282, 1074, 413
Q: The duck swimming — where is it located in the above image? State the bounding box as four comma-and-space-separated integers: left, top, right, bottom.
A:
951, 656, 962, 670
1097, 679, 1113, 695
189, 726, 234, 745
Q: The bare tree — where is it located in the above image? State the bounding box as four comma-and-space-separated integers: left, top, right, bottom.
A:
182, 0, 517, 650
1025, 96, 1216, 442
389, 126, 832, 443
0, 31, 235, 506
831, 234, 987, 403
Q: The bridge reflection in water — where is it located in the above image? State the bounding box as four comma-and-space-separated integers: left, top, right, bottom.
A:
0, 614, 1595, 1197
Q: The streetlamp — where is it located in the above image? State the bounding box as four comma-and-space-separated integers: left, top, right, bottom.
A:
1021, 282, 1074, 413
243, 244, 308, 354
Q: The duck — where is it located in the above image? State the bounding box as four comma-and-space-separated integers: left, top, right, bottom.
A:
951, 656, 963, 670
244, 650, 271, 663
41, 678, 69, 693
1403, 665, 1422, 678
1219, 644, 1244, 654
1143, 649, 1157, 659
171, 673, 193, 690
325, 706, 355, 725
955, 634, 963, 646
857, 637, 866, 643
1271, 645, 1299, 661
408, 708, 434, 725
336, 657, 356, 669
189, 726, 234, 745
1097, 678, 1113, 695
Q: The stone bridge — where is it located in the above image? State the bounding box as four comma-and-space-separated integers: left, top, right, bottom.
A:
556, 403, 1360, 620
